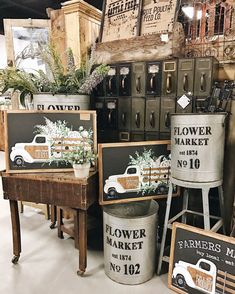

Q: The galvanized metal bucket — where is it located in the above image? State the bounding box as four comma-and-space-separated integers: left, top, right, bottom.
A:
103, 200, 158, 285
33, 93, 90, 111
171, 113, 226, 183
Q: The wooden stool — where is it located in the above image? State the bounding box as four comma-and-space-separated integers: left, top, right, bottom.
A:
157, 177, 225, 275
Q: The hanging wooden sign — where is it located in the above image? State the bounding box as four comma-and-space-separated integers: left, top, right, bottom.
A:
141, 0, 178, 36
100, 0, 143, 42
169, 223, 235, 294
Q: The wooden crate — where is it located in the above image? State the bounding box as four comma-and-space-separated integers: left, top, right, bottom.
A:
95, 22, 185, 64
62, 0, 102, 66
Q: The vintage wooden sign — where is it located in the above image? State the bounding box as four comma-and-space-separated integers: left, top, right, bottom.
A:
98, 140, 179, 205
100, 0, 143, 42
4, 110, 97, 173
169, 223, 235, 294
141, 0, 178, 36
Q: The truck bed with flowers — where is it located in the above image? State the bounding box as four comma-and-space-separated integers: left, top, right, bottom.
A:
10, 131, 91, 167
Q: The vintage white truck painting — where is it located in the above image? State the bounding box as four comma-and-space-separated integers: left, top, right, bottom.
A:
9, 117, 92, 167
104, 150, 171, 197
172, 258, 217, 294
10, 133, 90, 166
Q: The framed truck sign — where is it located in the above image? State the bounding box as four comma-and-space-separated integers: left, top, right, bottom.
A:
100, 0, 143, 42
98, 140, 179, 205
169, 223, 235, 294
4, 110, 97, 173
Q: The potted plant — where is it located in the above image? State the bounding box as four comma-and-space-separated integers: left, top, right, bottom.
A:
60, 126, 96, 178
64, 143, 96, 179
0, 43, 109, 109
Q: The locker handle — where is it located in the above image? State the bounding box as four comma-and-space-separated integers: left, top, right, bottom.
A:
166, 73, 172, 94
150, 111, 155, 128
136, 77, 141, 93
108, 77, 112, 91
200, 73, 206, 92
135, 112, 140, 128
183, 74, 189, 92
108, 110, 112, 125
165, 112, 171, 128
121, 76, 126, 89
121, 112, 126, 126
150, 74, 155, 90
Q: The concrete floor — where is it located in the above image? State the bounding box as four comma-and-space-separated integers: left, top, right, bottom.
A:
0, 151, 174, 294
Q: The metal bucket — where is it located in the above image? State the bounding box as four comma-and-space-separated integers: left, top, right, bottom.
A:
103, 200, 158, 285
33, 94, 90, 111
171, 113, 226, 183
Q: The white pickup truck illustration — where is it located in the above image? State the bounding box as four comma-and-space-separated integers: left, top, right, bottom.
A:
10, 133, 88, 167
104, 155, 171, 197
172, 258, 217, 294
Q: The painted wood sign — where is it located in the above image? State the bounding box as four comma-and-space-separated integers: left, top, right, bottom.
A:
169, 223, 235, 294
98, 140, 178, 205
100, 0, 142, 42
141, 0, 178, 36
4, 110, 96, 173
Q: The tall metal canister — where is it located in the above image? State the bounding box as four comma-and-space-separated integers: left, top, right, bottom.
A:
171, 113, 226, 183
103, 200, 158, 285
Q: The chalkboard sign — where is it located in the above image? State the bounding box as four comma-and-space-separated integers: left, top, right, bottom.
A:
98, 140, 179, 205
100, 0, 143, 42
5, 110, 97, 173
169, 223, 235, 294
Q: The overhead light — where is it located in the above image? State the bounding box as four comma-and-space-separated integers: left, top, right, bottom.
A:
182, 5, 202, 19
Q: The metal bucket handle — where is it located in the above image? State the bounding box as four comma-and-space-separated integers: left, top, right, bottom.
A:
222, 112, 228, 127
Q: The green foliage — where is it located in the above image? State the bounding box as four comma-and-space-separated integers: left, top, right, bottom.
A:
34, 117, 70, 140
138, 184, 157, 195
60, 144, 96, 166
0, 43, 110, 105
129, 148, 155, 168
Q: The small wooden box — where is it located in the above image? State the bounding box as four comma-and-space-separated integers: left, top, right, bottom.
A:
95, 22, 185, 64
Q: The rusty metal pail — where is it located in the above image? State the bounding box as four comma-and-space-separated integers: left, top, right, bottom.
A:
171, 113, 226, 183
103, 200, 158, 285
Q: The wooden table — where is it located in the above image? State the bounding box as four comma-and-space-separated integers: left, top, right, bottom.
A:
1, 171, 98, 275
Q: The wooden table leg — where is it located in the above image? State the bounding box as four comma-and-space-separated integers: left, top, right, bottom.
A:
9, 200, 21, 264
50, 205, 57, 229
57, 207, 64, 239
77, 209, 87, 276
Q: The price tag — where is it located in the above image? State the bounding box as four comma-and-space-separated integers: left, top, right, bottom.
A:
177, 95, 191, 109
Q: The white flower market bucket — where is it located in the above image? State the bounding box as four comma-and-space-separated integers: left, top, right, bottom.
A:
33, 94, 90, 111
171, 113, 226, 183
103, 200, 158, 285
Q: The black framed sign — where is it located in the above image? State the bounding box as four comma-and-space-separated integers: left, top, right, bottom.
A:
169, 223, 235, 294
100, 0, 143, 43
4, 110, 97, 173
98, 140, 179, 205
